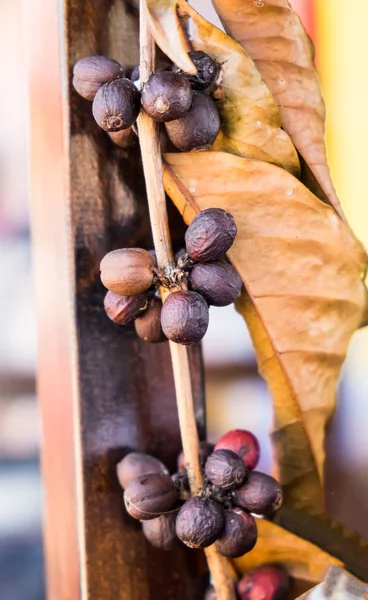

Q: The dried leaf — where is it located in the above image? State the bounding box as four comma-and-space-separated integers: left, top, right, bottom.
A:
296, 566, 368, 598
212, 0, 344, 220
274, 508, 368, 583
233, 519, 342, 583
180, 1, 299, 176
145, 0, 299, 175
144, 0, 196, 73
163, 152, 367, 514
235, 514, 368, 585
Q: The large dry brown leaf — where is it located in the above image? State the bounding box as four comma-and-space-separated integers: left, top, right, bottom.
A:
233, 519, 341, 583
212, 0, 344, 220
145, 0, 299, 175
163, 152, 367, 514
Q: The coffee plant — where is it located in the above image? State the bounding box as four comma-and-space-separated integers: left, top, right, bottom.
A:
72, 0, 368, 598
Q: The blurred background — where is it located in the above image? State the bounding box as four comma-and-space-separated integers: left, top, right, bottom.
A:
0, 1, 367, 598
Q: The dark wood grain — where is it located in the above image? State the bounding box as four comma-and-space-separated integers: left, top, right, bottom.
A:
26, 0, 207, 598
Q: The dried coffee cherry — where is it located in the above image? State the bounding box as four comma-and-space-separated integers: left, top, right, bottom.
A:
216, 508, 257, 558
205, 449, 246, 489
141, 72, 192, 122
117, 452, 169, 489
232, 472, 283, 516
185, 209, 237, 262
188, 261, 242, 306
161, 290, 209, 345
142, 512, 178, 550
173, 51, 220, 91
135, 296, 167, 343
175, 497, 223, 548
124, 473, 178, 520
104, 290, 148, 325
92, 78, 140, 131
165, 91, 220, 151
73, 55, 124, 100
100, 248, 155, 296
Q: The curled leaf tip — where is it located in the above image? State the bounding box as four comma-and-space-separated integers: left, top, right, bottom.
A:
145, 0, 197, 74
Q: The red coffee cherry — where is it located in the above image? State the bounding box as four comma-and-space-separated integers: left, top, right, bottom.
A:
216, 508, 257, 558
215, 429, 260, 471
165, 91, 220, 152
175, 497, 224, 548
124, 473, 178, 520
141, 72, 192, 122
185, 208, 237, 263
117, 452, 169, 489
237, 565, 290, 600
104, 291, 148, 325
142, 512, 178, 550
177, 441, 214, 472
135, 296, 166, 343
161, 290, 209, 345
92, 78, 140, 131
174, 51, 220, 91
73, 55, 125, 101
188, 261, 242, 307
100, 248, 155, 296
205, 449, 246, 490
232, 471, 283, 516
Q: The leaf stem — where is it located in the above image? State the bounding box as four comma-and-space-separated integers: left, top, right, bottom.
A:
137, 2, 236, 599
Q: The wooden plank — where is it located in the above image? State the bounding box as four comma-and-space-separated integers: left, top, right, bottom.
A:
23, 0, 80, 597
25, 0, 207, 598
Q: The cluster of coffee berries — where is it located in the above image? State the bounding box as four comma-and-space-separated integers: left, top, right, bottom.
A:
175, 430, 282, 557
101, 208, 241, 345
73, 55, 140, 139
117, 429, 283, 559
205, 564, 290, 600
73, 50, 221, 151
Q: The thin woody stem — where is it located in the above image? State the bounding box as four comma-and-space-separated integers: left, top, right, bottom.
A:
137, 2, 236, 599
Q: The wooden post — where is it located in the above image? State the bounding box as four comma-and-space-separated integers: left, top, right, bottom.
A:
24, 1, 207, 598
